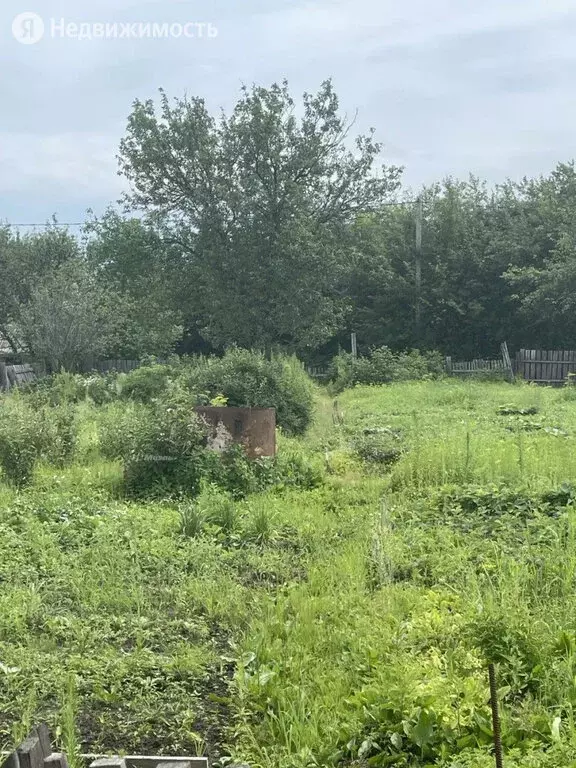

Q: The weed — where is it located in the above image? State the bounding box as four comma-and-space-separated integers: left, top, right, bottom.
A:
3, 379, 576, 768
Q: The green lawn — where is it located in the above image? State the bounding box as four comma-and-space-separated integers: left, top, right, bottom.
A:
3, 380, 576, 767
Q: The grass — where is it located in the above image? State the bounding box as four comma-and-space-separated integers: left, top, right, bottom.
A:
3, 380, 576, 766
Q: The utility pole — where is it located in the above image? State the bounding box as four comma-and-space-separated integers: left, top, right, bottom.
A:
415, 196, 423, 345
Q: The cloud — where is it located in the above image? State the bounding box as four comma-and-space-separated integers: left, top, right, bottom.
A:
0, 132, 121, 192
1, 0, 576, 220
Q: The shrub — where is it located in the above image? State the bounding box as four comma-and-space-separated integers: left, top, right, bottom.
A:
0, 398, 53, 485
118, 363, 174, 403
269, 443, 325, 491
352, 428, 404, 466
200, 444, 278, 498
98, 401, 151, 461
50, 371, 88, 404
85, 372, 118, 405
99, 378, 322, 498
330, 347, 444, 392
121, 398, 210, 497
45, 404, 78, 467
185, 349, 315, 435
22, 371, 87, 407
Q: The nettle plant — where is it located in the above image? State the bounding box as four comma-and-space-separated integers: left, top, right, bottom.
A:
121, 397, 210, 497
0, 396, 77, 486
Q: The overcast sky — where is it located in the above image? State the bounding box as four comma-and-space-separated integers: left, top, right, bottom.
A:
2, 0, 576, 227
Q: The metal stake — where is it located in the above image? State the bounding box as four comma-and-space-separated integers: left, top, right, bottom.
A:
488, 663, 504, 768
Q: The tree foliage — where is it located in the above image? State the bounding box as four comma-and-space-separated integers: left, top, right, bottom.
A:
118, 79, 402, 352
17, 261, 117, 371
0, 226, 79, 352
6, 83, 576, 365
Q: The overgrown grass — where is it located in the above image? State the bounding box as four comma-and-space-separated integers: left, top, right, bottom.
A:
3, 379, 576, 766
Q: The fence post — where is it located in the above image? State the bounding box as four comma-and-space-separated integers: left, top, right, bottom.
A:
351, 333, 357, 360
0, 361, 8, 392
518, 349, 525, 381
445, 356, 452, 375
500, 341, 515, 383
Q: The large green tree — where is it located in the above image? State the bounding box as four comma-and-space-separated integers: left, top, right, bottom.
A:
0, 226, 79, 352
17, 260, 116, 371
85, 210, 183, 356
345, 167, 576, 359
118, 79, 402, 352
502, 162, 576, 347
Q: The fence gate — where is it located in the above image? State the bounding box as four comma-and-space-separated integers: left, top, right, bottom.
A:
516, 349, 576, 384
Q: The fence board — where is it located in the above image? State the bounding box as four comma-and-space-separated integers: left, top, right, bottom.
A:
516, 349, 576, 384
449, 358, 506, 374
306, 365, 330, 379
1, 359, 149, 391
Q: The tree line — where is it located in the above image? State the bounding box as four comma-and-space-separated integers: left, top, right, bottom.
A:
2, 79, 576, 370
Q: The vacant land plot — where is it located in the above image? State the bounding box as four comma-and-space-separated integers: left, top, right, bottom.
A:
2, 380, 576, 767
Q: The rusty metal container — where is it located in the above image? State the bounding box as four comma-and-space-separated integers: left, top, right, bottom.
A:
194, 406, 276, 458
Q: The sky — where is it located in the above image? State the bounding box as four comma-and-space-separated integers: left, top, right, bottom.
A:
2, 0, 576, 228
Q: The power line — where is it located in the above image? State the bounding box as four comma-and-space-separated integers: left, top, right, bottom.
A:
7, 222, 85, 228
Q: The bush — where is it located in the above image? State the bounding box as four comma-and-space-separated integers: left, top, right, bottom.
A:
0, 397, 57, 485
330, 347, 444, 392
22, 371, 87, 407
98, 401, 151, 461
118, 394, 210, 497
185, 349, 315, 435
98, 392, 323, 499
85, 372, 118, 405
269, 442, 325, 491
352, 428, 404, 466
46, 404, 78, 467
118, 363, 174, 403
22, 352, 316, 440
205, 444, 268, 498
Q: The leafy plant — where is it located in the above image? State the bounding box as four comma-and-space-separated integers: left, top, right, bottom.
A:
352, 428, 404, 465
118, 363, 174, 403
121, 399, 210, 497
330, 347, 444, 392
0, 398, 55, 485
186, 349, 315, 435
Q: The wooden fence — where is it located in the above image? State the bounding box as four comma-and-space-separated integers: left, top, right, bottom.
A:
0, 359, 146, 392
1, 725, 207, 768
446, 342, 514, 381
81, 359, 142, 374
4, 349, 576, 391
0, 362, 42, 391
448, 347, 576, 385
516, 349, 576, 384
306, 365, 330, 379
446, 358, 508, 374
